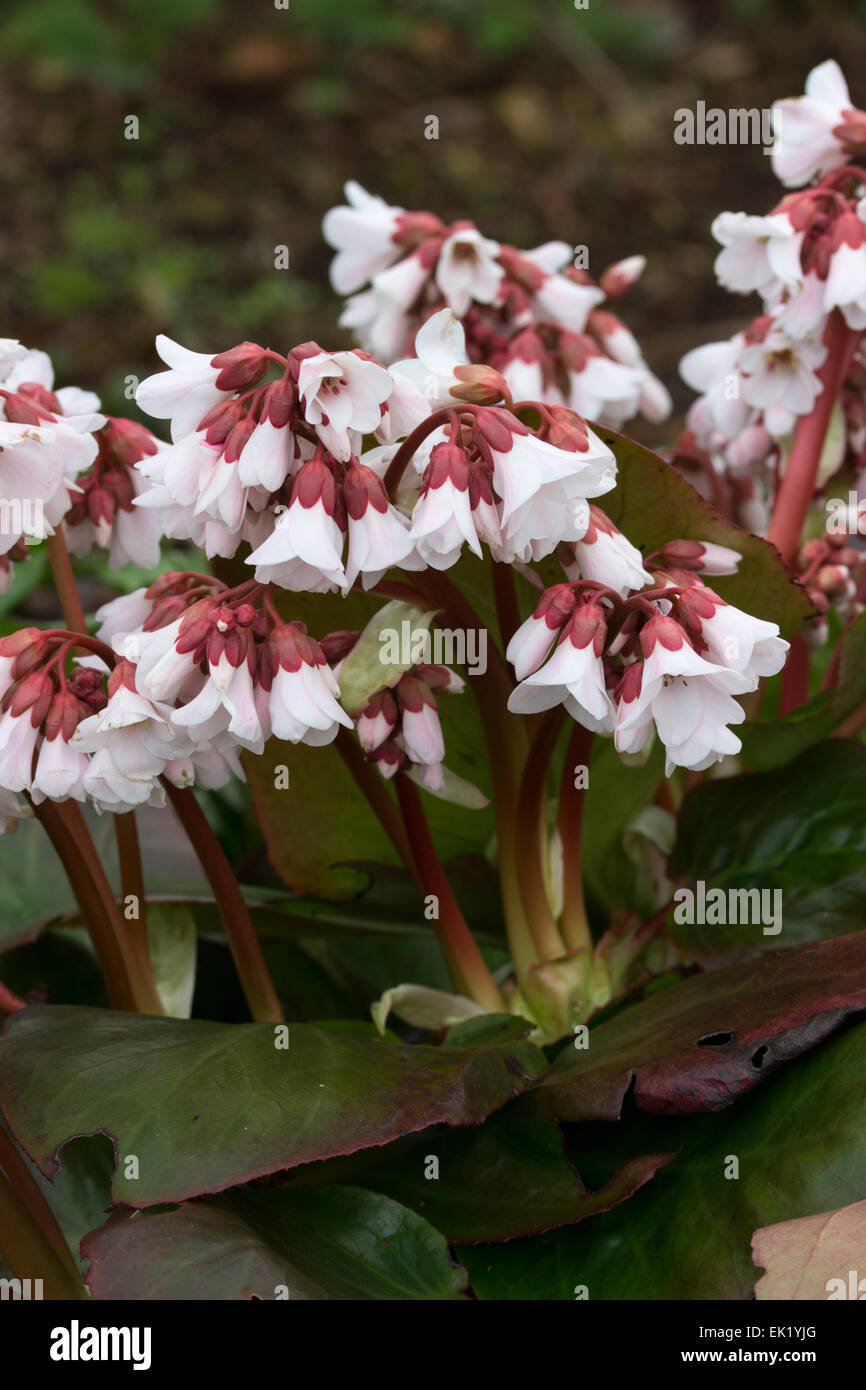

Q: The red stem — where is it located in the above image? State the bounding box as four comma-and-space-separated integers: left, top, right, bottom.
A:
162, 781, 283, 1023
779, 632, 811, 716
767, 312, 861, 564
334, 728, 424, 893
393, 774, 504, 1011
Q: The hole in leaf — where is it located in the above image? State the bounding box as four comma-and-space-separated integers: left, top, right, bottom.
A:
697, 1031, 734, 1047
751, 1044, 769, 1069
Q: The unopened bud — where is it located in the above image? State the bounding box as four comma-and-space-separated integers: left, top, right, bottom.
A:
449, 364, 508, 406
210, 342, 269, 393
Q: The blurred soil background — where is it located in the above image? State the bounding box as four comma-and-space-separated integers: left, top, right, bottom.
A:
1, 0, 865, 448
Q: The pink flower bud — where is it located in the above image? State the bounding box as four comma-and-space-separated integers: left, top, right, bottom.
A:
449, 364, 509, 406
599, 255, 646, 299
210, 342, 269, 392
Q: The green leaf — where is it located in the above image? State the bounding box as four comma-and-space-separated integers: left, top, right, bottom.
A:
342, 1106, 672, 1243
244, 737, 401, 898
460, 1018, 866, 1299
670, 740, 866, 960
739, 611, 866, 770
0, 1006, 547, 1205
529, 929, 866, 1121
82, 1187, 467, 1300
597, 427, 813, 636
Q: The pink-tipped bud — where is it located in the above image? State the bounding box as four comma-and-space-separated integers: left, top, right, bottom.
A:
8, 670, 54, 725
655, 539, 741, 576
472, 406, 526, 454
599, 255, 646, 300
210, 342, 269, 393
262, 378, 296, 430
449, 364, 509, 406
544, 405, 590, 453
17, 382, 62, 414
0, 391, 47, 425
44, 689, 84, 742
175, 597, 222, 655
320, 630, 360, 665
223, 415, 256, 464
103, 417, 159, 467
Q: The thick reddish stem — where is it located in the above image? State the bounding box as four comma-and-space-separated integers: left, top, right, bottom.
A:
393, 773, 504, 1011
162, 781, 283, 1023
779, 633, 810, 716
334, 728, 424, 893
767, 313, 861, 564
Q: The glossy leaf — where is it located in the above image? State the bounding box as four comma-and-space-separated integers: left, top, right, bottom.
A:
343, 1105, 672, 1243
0, 1006, 548, 1205
670, 740, 866, 961
82, 1186, 467, 1300
530, 930, 866, 1121
461, 1018, 866, 1299
598, 427, 813, 635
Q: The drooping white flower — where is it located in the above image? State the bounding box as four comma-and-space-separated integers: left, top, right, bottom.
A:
711, 211, 800, 298
508, 598, 615, 732
676, 586, 789, 680
771, 60, 860, 188
246, 458, 345, 592
297, 350, 393, 462
614, 614, 754, 775
563, 505, 652, 597
323, 181, 405, 294
488, 418, 616, 562
264, 622, 353, 745
435, 226, 503, 316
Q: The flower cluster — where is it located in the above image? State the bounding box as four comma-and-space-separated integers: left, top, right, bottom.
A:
323, 181, 671, 428
129, 310, 621, 584
507, 536, 787, 774
0, 172, 798, 841
0, 340, 105, 587
677, 60, 866, 537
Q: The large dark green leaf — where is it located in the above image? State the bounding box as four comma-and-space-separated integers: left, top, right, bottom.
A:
670, 740, 866, 961
0, 1006, 547, 1205
460, 1018, 866, 1299
529, 930, 866, 1121
597, 428, 812, 635
335, 1106, 672, 1243
82, 1186, 467, 1300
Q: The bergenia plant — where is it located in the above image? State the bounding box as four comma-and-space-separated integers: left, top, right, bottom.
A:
2, 60, 866, 1308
